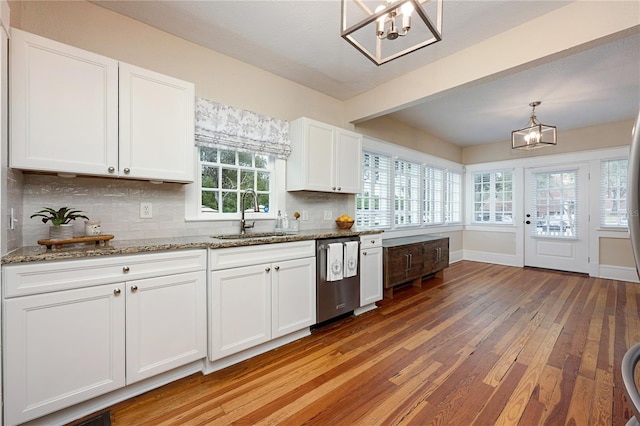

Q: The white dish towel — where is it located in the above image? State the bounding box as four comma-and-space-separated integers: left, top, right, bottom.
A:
343, 241, 359, 278
326, 243, 344, 282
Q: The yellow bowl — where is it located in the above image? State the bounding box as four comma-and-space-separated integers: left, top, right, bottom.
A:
336, 220, 354, 230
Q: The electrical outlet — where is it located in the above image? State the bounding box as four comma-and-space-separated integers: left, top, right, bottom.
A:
301, 210, 309, 221
323, 210, 333, 221
140, 202, 152, 219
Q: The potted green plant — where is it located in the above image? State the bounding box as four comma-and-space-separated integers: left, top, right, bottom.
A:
30, 207, 89, 240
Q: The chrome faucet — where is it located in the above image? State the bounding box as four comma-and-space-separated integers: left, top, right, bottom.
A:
240, 189, 259, 234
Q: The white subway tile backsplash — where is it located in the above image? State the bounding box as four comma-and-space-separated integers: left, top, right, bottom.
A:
17, 173, 355, 248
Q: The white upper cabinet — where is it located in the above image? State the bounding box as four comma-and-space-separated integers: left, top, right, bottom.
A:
287, 117, 362, 193
9, 29, 195, 183
10, 28, 119, 176
119, 63, 194, 182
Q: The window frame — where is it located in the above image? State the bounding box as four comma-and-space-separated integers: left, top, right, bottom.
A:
471, 169, 514, 225
600, 157, 629, 229
357, 138, 464, 231
356, 150, 393, 229
185, 146, 283, 221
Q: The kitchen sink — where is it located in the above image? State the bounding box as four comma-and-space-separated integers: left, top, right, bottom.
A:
211, 232, 291, 239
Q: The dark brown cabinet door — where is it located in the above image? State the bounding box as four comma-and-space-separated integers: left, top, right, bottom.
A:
384, 244, 423, 289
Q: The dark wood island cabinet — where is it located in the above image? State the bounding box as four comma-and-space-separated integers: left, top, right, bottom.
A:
382, 235, 449, 297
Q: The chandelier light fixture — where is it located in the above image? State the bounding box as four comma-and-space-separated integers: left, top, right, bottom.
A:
341, 0, 443, 66
511, 101, 557, 150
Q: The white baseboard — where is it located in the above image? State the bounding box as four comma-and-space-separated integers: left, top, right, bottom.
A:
449, 249, 464, 264
598, 264, 640, 283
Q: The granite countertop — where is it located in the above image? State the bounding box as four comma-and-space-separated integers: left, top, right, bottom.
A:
2, 229, 383, 265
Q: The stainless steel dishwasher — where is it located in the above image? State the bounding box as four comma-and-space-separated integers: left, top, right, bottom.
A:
316, 236, 360, 324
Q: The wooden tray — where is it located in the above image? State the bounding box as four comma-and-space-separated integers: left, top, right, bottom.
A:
37, 234, 115, 251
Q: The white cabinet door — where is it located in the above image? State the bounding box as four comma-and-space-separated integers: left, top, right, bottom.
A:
287, 117, 362, 194
10, 28, 119, 176
3, 285, 126, 425
210, 264, 271, 360
360, 246, 383, 306
125, 271, 206, 384
272, 257, 316, 338
304, 121, 335, 191
335, 130, 362, 194
119, 63, 195, 183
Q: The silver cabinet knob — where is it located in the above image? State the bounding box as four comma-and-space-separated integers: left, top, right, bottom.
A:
363, 251, 367, 256
274, 265, 280, 271
332, 187, 337, 191
265, 267, 271, 272
108, 166, 115, 173
131, 285, 138, 293
337, 187, 341, 191
113, 288, 121, 296
123, 266, 130, 273
123, 168, 130, 174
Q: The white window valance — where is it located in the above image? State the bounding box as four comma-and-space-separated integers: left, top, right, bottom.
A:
195, 97, 291, 159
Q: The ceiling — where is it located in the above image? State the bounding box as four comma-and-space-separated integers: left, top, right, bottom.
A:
92, 0, 640, 147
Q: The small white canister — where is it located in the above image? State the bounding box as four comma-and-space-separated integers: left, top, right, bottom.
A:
84, 220, 102, 236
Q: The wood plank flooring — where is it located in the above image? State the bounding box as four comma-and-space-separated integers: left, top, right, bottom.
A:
103, 261, 639, 425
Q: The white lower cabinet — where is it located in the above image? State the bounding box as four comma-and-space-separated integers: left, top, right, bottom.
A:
4, 285, 127, 425
2, 250, 207, 425
360, 235, 383, 307
209, 241, 316, 361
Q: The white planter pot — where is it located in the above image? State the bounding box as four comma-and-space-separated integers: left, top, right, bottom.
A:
49, 224, 74, 240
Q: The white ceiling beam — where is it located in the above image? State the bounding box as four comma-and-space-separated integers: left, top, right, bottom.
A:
344, 0, 640, 124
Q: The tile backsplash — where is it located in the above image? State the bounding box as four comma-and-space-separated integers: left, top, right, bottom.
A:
18, 173, 354, 248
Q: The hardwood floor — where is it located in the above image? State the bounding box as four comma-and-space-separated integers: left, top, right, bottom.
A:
104, 261, 639, 425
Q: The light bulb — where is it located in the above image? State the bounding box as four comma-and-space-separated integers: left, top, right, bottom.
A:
375, 4, 387, 36
400, 1, 413, 31
401, 1, 414, 15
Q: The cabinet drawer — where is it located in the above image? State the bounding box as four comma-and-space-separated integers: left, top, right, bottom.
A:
360, 235, 382, 249
210, 241, 315, 270
3, 249, 206, 298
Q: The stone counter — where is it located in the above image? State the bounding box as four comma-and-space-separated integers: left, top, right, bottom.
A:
2, 229, 383, 264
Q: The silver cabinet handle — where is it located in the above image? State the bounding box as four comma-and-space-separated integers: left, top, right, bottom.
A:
363, 251, 367, 256
113, 288, 121, 296
274, 265, 280, 271
337, 187, 341, 191
265, 267, 271, 272
332, 187, 337, 191
123, 168, 130, 174
108, 166, 115, 173
131, 285, 138, 293
409, 253, 413, 269
123, 266, 130, 273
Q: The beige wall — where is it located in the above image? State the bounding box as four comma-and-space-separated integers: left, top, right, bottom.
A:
463, 119, 635, 165
9, 0, 346, 128
600, 237, 636, 267
464, 230, 516, 255
355, 115, 462, 163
